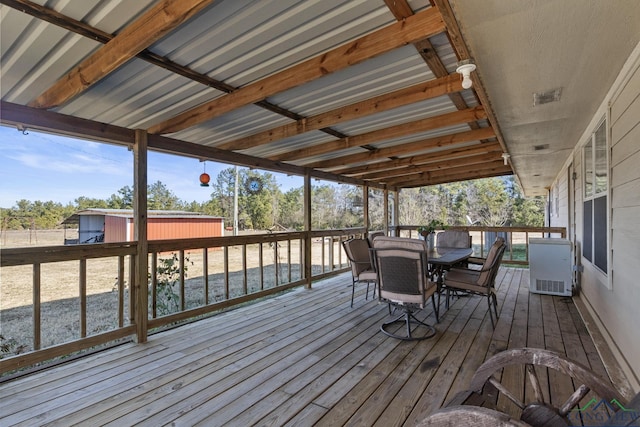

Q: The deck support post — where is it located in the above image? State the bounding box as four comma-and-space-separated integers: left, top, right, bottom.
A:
363, 185, 369, 235
304, 172, 312, 288
383, 187, 389, 236
133, 129, 148, 343
393, 189, 400, 237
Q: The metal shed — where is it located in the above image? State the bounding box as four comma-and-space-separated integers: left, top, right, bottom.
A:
62, 209, 224, 244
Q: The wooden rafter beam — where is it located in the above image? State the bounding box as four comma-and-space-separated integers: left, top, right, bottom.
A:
432, 0, 509, 155
383, 0, 479, 127
305, 127, 495, 170
384, 160, 511, 187
28, 0, 215, 109
383, 0, 415, 19
360, 151, 503, 181
333, 142, 501, 176
397, 168, 512, 188
2, 0, 348, 139
147, 7, 446, 135
271, 106, 486, 162
216, 73, 462, 152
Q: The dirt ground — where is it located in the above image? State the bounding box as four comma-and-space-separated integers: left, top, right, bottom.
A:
0, 229, 348, 356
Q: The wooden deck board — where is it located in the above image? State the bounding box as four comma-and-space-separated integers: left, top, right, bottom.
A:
0, 267, 631, 426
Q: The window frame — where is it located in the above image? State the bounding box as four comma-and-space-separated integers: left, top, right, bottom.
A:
581, 115, 610, 280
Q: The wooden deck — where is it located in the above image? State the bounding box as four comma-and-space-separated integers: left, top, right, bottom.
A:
0, 267, 628, 426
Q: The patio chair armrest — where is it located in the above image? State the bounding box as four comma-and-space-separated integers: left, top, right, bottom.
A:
449, 265, 491, 274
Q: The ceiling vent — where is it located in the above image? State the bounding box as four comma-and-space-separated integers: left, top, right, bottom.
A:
534, 144, 549, 151
533, 88, 562, 106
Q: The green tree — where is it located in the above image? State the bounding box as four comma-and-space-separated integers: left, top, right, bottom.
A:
2, 199, 68, 230
510, 179, 545, 226
312, 184, 339, 229
148, 181, 183, 210
278, 187, 303, 230
210, 168, 237, 222
465, 178, 510, 226
75, 196, 109, 210
241, 171, 279, 230
107, 186, 133, 209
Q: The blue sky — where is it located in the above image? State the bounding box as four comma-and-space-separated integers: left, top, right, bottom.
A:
0, 125, 303, 208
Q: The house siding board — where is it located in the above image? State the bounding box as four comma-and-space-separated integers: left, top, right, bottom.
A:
611, 143, 640, 189
611, 118, 640, 168
610, 65, 640, 132
563, 47, 640, 387
612, 179, 640, 208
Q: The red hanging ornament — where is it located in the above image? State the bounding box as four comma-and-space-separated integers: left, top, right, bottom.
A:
199, 161, 210, 186
199, 172, 210, 187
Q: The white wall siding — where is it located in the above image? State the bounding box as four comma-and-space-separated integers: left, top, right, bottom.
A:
565, 45, 640, 389
550, 173, 569, 230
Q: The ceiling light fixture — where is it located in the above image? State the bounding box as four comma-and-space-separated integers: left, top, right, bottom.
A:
501, 153, 511, 165
456, 59, 476, 89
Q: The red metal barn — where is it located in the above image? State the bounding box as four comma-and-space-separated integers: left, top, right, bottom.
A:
62, 209, 224, 244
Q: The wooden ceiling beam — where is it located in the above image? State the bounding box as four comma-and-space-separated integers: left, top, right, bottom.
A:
271, 106, 486, 162
432, 0, 509, 155
383, 0, 480, 128
384, 161, 511, 187
333, 142, 501, 176
383, 0, 415, 20
0, 101, 134, 145
216, 73, 462, 152
28, 0, 215, 109
306, 127, 495, 169
361, 151, 503, 181
147, 7, 446, 135
3, 0, 349, 141
397, 168, 512, 188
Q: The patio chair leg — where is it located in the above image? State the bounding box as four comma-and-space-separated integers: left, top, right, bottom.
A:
488, 295, 496, 329
492, 293, 499, 320
351, 279, 356, 308
431, 294, 440, 323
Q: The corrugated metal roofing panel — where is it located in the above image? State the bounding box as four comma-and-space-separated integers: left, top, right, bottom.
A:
0, 1, 157, 104
152, 0, 393, 86
331, 97, 458, 135
269, 46, 434, 116
169, 104, 293, 148
1, 0, 509, 190
60, 0, 398, 130
242, 131, 334, 158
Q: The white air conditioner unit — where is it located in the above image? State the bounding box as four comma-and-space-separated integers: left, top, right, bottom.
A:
529, 238, 573, 296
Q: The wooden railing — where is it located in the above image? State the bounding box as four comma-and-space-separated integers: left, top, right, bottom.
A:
396, 225, 567, 265
0, 243, 138, 374
1, 225, 562, 374
0, 228, 365, 374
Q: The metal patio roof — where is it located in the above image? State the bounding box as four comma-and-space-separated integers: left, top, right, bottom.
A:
2, 0, 639, 195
